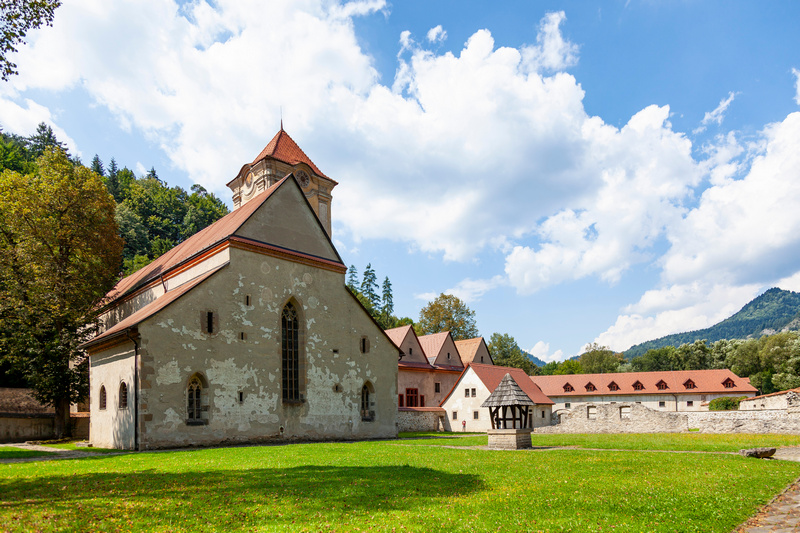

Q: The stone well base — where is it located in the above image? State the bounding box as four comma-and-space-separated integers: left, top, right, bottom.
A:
487, 428, 532, 450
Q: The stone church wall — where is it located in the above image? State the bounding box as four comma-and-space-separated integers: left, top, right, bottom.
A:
131, 247, 397, 450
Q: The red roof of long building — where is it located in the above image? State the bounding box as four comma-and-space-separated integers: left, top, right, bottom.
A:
531, 369, 757, 397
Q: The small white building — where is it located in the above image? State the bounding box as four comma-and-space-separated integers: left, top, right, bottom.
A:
740, 387, 800, 411
440, 363, 552, 432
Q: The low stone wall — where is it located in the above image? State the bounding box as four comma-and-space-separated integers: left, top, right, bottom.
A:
0, 413, 91, 442
537, 401, 800, 434
536, 402, 687, 434
397, 408, 445, 432
0, 414, 56, 442
686, 410, 800, 434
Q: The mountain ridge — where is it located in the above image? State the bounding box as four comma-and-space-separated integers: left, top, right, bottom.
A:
624, 287, 800, 358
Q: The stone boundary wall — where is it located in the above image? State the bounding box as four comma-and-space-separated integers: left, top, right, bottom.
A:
1, 413, 90, 443
397, 409, 444, 432
686, 410, 800, 434
535, 402, 800, 434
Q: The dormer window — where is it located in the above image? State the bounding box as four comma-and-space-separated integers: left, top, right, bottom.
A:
608, 382, 619, 391
656, 380, 668, 391
633, 381, 644, 391
683, 379, 696, 390
564, 383, 574, 393
722, 378, 735, 388
585, 382, 596, 392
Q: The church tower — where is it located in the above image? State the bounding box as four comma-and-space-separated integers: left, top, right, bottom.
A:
227, 128, 337, 236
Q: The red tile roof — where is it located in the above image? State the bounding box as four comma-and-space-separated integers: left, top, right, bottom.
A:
743, 386, 800, 401
418, 331, 450, 358
105, 178, 286, 305
440, 363, 553, 406
83, 264, 227, 350
531, 369, 757, 397
385, 325, 413, 348
251, 128, 330, 180
455, 337, 492, 364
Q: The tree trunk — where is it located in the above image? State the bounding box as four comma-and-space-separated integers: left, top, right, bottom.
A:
53, 397, 71, 439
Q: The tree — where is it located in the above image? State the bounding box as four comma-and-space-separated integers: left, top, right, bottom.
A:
417, 293, 479, 341
380, 276, 393, 324
26, 122, 66, 159
579, 343, 623, 374
0, 147, 123, 437
360, 263, 379, 309
90, 154, 104, 177
0, 0, 61, 80
554, 359, 582, 375
346, 265, 358, 291
488, 332, 537, 375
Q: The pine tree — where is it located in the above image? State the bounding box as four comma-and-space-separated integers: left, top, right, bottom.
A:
347, 265, 358, 291
106, 158, 121, 201
381, 277, 394, 320
90, 154, 105, 177
360, 263, 379, 308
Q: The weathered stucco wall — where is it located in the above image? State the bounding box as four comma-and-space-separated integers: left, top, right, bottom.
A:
398, 368, 460, 409
89, 343, 136, 449
131, 247, 397, 449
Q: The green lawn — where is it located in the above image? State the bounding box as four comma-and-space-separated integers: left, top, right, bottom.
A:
40, 441, 122, 454
1, 437, 799, 532
0, 447, 56, 460
530, 432, 800, 452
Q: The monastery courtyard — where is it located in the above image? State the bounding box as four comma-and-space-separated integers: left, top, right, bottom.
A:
2, 433, 800, 532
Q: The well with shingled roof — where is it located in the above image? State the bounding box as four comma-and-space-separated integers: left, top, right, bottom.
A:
481, 373, 535, 449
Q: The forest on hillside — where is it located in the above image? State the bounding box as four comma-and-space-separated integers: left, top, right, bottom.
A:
625, 288, 800, 358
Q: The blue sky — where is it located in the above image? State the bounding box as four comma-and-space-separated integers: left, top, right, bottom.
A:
2, 0, 800, 361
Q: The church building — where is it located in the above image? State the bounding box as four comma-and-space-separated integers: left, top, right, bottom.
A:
82, 129, 399, 450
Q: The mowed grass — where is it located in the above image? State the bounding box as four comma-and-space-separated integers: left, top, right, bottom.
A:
40, 442, 122, 454
0, 447, 56, 460
1, 437, 799, 532
530, 432, 800, 452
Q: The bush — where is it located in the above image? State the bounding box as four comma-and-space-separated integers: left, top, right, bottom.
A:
708, 396, 746, 411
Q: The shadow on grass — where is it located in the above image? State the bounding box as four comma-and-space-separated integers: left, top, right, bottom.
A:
0, 449, 56, 460
0, 465, 484, 529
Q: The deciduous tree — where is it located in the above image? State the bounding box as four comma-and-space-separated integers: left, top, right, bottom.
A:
488, 332, 537, 375
579, 343, 623, 374
417, 293, 479, 341
0, 147, 122, 437
0, 0, 61, 80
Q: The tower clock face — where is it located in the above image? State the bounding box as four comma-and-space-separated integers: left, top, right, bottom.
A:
296, 170, 310, 188
244, 172, 254, 192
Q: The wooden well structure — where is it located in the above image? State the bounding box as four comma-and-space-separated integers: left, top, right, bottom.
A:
481, 373, 534, 449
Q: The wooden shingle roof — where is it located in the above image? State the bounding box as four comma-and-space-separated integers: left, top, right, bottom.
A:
481, 374, 537, 408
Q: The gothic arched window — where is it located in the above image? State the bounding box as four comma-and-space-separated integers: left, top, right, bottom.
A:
361, 382, 374, 421
282, 302, 301, 402
99, 385, 107, 410
119, 382, 128, 409
187, 376, 203, 424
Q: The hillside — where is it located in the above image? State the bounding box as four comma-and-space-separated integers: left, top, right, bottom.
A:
624, 288, 800, 358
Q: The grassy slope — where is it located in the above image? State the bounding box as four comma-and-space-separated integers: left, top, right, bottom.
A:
1, 438, 799, 532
